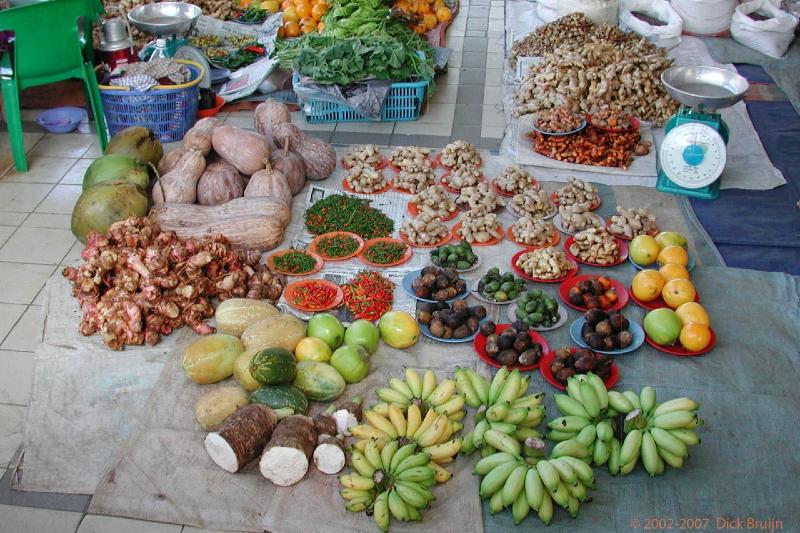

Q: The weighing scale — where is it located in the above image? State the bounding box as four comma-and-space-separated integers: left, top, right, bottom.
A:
657, 65, 749, 200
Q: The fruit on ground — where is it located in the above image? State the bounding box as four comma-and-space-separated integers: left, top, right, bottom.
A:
630, 235, 660, 266
631, 270, 666, 302
103, 126, 163, 166
680, 324, 712, 351
378, 311, 419, 349
344, 319, 381, 354
661, 279, 696, 309
307, 313, 345, 350
655, 231, 687, 249
330, 344, 370, 383
675, 302, 710, 327
657, 245, 689, 268
643, 308, 682, 346
71, 180, 148, 243
294, 337, 333, 362
82, 154, 150, 190
659, 263, 690, 282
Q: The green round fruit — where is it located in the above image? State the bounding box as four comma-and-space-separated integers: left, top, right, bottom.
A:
307, 313, 345, 350
344, 319, 380, 354
643, 308, 682, 346
330, 344, 370, 383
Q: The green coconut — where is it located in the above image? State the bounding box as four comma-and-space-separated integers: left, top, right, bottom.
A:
82, 154, 150, 191
71, 180, 149, 243
104, 126, 164, 167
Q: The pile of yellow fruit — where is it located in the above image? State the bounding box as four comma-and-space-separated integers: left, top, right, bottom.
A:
392, 0, 453, 33
275, 0, 329, 38
630, 232, 713, 352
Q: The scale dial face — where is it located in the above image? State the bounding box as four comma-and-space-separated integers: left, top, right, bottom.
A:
660, 122, 726, 189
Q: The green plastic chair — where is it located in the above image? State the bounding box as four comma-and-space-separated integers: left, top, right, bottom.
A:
0, 0, 108, 172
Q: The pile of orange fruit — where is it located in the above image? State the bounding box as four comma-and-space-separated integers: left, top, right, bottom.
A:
392, 0, 453, 33
274, 0, 329, 38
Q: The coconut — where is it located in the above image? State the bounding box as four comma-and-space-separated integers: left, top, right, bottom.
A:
71, 180, 148, 243
83, 154, 150, 191
104, 126, 163, 166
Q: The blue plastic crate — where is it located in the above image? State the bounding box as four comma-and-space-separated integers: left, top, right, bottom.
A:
294, 74, 428, 123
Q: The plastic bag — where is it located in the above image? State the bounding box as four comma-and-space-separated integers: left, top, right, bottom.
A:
557, 0, 620, 25
672, 0, 737, 35
537, 2, 559, 22
731, 0, 799, 57
619, 0, 683, 48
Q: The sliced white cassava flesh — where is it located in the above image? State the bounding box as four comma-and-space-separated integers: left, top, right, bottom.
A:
313, 435, 346, 475
204, 403, 277, 473
259, 414, 317, 486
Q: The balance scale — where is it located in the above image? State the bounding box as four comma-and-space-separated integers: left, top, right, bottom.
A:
656, 65, 749, 200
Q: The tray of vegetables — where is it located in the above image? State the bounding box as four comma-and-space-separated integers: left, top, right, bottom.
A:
189, 34, 265, 70
358, 238, 412, 267
284, 279, 343, 312
506, 288, 567, 331
429, 241, 480, 272
308, 231, 364, 261
402, 266, 467, 303
471, 267, 526, 304
416, 299, 488, 342
267, 249, 324, 276
305, 194, 394, 239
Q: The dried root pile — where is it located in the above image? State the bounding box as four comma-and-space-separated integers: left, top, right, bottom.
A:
62, 217, 286, 350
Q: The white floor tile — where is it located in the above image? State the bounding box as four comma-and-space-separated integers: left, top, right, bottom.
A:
2, 305, 43, 352
394, 121, 452, 136
0, 303, 26, 340
0, 404, 25, 467
21, 213, 72, 230
291, 112, 337, 132
429, 84, 459, 104
0, 227, 75, 264
416, 103, 456, 125
0, 226, 15, 247
60, 158, 93, 185
336, 122, 394, 134
482, 104, 506, 127
484, 68, 503, 87
29, 133, 96, 158
182, 527, 238, 533
483, 85, 503, 106
83, 138, 103, 159
78, 514, 183, 533
0, 212, 26, 226
0, 350, 34, 405
2, 157, 77, 184
61, 240, 84, 265
0, 183, 53, 212
0, 263, 55, 304
35, 184, 82, 215
481, 125, 506, 139
0, 505, 82, 533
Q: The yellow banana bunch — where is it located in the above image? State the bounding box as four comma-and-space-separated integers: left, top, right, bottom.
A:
374, 368, 466, 422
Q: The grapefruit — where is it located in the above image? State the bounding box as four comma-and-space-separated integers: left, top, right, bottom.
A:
679, 323, 712, 352
630, 235, 660, 266
294, 337, 333, 362
632, 270, 666, 302
655, 231, 687, 249
662, 278, 696, 309
675, 302, 710, 327
643, 308, 682, 346
657, 245, 689, 267
659, 263, 690, 282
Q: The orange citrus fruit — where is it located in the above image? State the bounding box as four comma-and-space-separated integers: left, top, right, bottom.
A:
630, 235, 660, 266
311, 2, 327, 19
657, 245, 689, 267
662, 278, 696, 309
632, 269, 666, 302
659, 263, 690, 282
282, 6, 300, 22
680, 323, 712, 352
435, 6, 452, 22
675, 302, 710, 327
295, 2, 312, 18
283, 20, 301, 36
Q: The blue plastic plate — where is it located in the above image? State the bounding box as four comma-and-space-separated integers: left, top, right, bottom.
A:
419, 318, 486, 344
629, 254, 695, 272
569, 317, 645, 355
401, 269, 468, 303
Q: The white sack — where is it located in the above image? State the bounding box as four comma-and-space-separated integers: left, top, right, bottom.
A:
557, 0, 620, 25
672, 0, 737, 34
536, 2, 559, 22
619, 0, 683, 48
731, 0, 799, 58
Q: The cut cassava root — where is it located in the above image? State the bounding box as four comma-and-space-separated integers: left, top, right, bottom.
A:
205, 403, 278, 473
259, 414, 318, 486
313, 435, 346, 475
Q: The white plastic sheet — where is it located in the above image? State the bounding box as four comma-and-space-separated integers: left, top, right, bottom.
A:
731, 0, 799, 58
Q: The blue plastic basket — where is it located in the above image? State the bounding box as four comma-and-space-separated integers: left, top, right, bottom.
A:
99, 60, 203, 143
294, 73, 428, 123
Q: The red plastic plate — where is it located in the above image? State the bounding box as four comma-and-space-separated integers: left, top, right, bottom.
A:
267, 249, 324, 276
629, 287, 701, 310
473, 324, 549, 371
564, 236, 629, 267
558, 274, 630, 312
307, 231, 364, 261
506, 224, 560, 249
407, 201, 459, 221
451, 222, 504, 246
511, 248, 579, 283
357, 237, 413, 267
644, 327, 716, 357
284, 279, 343, 313
539, 349, 620, 391
399, 230, 452, 249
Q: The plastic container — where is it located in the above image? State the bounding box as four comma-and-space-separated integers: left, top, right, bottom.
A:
99, 59, 204, 142
36, 107, 86, 133
672, 0, 737, 35
197, 95, 225, 118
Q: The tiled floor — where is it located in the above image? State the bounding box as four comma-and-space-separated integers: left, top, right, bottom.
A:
0, 1, 507, 531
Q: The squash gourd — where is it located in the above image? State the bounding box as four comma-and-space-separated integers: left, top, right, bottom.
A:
244, 164, 292, 206
215, 298, 279, 336
181, 333, 244, 384
271, 149, 306, 195
194, 386, 250, 430
272, 123, 336, 180
241, 313, 306, 353
211, 125, 271, 176
255, 99, 292, 148
183, 117, 219, 155
197, 160, 245, 206
157, 146, 191, 176
151, 149, 206, 204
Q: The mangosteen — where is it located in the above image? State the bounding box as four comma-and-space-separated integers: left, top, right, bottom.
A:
502, 327, 519, 338
601, 335, 617, 352
512, 320, 528, 332
519, 348, 542, 366
497, 335, 515, 351
453, 324, 472, 338
443, 326, 454, 339
497, 349, 521, 366
574, 355, 596, 373
555, 367, 576, 384
574, 348, 594, 359
418, 301, 434, 313
595, 320, 613, 338
429, 318, 445, 338
587, 333, 604, 350
513, 334, 532, 353
421, 266, 438, 277
434, 301, 450, 311
584, 309, 607, 326
568, 287, 584, 306
470, 305, 488, 320
581, 321, 594, 341
417, 310, 432, 325
434, 274, 450, 290
589, 278, 604, 294
485, 334, 500, 356
466, 316, 479, 332
609, 313, 630, 332
451, 299, 469, 313
554, 347, 573, 361
617, 330, 633, 348
442, 267, 459, 280
577, 280, 593, 293
446, 310, 469, 328
480, 321, 496, 336
550, 359, 566, 374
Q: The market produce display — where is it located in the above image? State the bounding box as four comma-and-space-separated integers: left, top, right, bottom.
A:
509, 217, 558, 248
429, 241, 478, 270
440, 165, 483, 192
361, 239, 410, 266
475, 322, 545, 368
411, 185, 457, 219
548, 347, 613, 385
342, 271, 395, 321
342, 145, 386, 169
305, 194, 394, 238
343, 164, 389, 194
438, 140, 481, 170
566, 228, 623, 266
309, 231, 364, 260
529, 126, 652, 170
474, 268, 525, 303
268, 248, 322, 275
401, 213, 451, 246
276, 0, 328, 38
493, 165, 539, 196
417, 299, 487, 340
607, 206, 658, 239
395, 166, 437, 194
513, 247, 576, 281
189, 34, 265, 69
552, 177, 599, 212
454, 211, 503, 245
408, 266, 467, 301
390, 146, 432, 170
588, 110, 637, 132
509, 188, 555, 219
456, 183, 505, 214
285, 279, 343, 311
578, 309, 635, 352
534, 106, 585, 134
564, 275, 620, 311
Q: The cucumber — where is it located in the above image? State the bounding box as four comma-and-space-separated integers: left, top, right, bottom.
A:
251, 384, 308, 414
250, 348, 297, 385
293, 361, 346, 402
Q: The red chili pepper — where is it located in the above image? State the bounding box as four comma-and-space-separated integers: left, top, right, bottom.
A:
293, 282, 336, 309
342, 271, 394, 321
245, 45, 265, 54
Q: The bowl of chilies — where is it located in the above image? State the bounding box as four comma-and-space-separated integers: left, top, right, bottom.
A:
341, 271, 395, 322
284, 279, 343, 312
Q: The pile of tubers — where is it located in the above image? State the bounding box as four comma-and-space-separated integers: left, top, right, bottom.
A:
457, 211, 503, 244
410, 266, 467, 301
344, 164, 387, 193
439, 140, 482, 169
480, 321, 544, 367
401, 212, 450, 245
412, 185, 457, 219
569, 227, 620, 265
515, 247, 574, 280
417, 299, 487, 339
554, 177, 599, 212
390, 146, 432, 170
510, 188, 555, 219
607, 206, 658, 239
442, 165, 483, 191
342, 145, 384, 169
558, 206, 602, 233
456, 182, 505, 214
494, 165, 539, 195
511, 217, 557, 247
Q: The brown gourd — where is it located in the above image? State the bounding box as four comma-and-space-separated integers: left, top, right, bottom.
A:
151, 149, 206, 204
183, 117, 219, 155
154, 213, 285, 252
254, 99, 292, 148
271, 148, 306, 195
211, 125, 271, 176
244, 163, 292, 206
197, 159, 245, 206
157, 146, 191, 176
272, 123, 336, 180
149, 196, 291, 227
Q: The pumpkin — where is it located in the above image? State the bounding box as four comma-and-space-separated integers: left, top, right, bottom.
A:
244, 164, 293, 206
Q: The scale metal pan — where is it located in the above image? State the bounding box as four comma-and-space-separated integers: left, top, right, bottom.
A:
129, 2, 202, 36
660, 65, 749, 111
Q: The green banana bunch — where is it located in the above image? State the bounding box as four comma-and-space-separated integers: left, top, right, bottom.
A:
456, 366, 546, 457
340, 438, 437, 530
474, 439, 596, 525
605, 387, 703, 476
373, 367, 466, 422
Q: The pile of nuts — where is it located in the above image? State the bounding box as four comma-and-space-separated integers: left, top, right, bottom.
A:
529, 127, 651, 170
515, 247, 574, 280
513, 40, 678, 125
554, 177, 599, 212
456, 211, 503, 244
456, 182, 505, 214
344, 164, 387, 193
558, 206, 603, 233
510, 13, 596, 63
536, 106, 584, 134
511, 217, 558, 247
510, 188, 555, 219
607, 206, 658, 239
442, 165, 483, 191
439, 140, 481, 169
494, 165, 539, 195
568, 227, 620, 265
343, 145, 383, 169
590, 110, 635, 131
401, 212, 450, 246
412, 185, 457, 220
390, 146, 432, 170
393, 165, 435, 193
